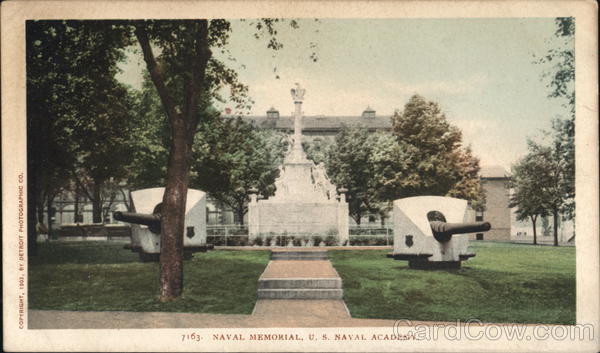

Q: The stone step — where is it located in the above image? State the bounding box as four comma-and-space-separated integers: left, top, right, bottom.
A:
271, 251, 328, 260
257, 288, 344, 300
258, 278, 342, 289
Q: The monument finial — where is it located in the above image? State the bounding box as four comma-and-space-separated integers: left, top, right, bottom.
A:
290, 83, 305, 102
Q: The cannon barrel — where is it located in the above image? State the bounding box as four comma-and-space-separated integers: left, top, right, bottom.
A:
429, 221, 491, 242
113, 211, 161, 233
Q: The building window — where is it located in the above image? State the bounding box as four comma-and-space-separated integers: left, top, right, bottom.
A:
476, 233, 484, 240
362, 106, 376, 118
475, 210, 484, 222
267, 107, 279, 119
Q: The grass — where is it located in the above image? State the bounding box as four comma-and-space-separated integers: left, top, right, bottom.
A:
29, 241, 576, 324
329, 242, 576, 324
29, 241, 270, 314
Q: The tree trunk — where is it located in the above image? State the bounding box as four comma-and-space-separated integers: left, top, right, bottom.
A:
36, 198, 44, 227
237, 207, 245, 226
92, 180, 103, 223
159, 118, 193, 301
119, 187, 132, 212
74, 184, 80, 223
552, 209, 559, 246
28, 176, 38, 257
531, 215, 537, 245
379, 213, 386, 227
353, 212, 362, 225
134, 21, 211, 301
46, 193, 54, 239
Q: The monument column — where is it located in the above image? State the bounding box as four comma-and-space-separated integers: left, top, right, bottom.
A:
248, 188, 259, 239
338, 188, 349, 245
290, 83, 306, 162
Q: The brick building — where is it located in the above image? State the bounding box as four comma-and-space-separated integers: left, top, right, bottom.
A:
472, 166, 511, 241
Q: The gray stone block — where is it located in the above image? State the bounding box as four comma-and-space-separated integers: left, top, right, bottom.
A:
257, 288, 344, 300
258, 278, 342, 289
271, 251, 328, 260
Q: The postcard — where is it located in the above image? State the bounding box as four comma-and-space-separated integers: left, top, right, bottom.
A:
2, 0, 598, 352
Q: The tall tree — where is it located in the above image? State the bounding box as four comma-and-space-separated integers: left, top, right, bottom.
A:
132, 20, 214, 300
537, 17, 575, 220
386, 95, 485, 203
26, 20, 134, 247
28, 19, 309, 298
516, 141, 570, 246
69, 81, 137, 223
326, 126, 380, 224
509, 151, 550, 244
368, 131, 411, 224
191, 118, 286, 224
125, 74, 173, 190
131, 19, 302, 300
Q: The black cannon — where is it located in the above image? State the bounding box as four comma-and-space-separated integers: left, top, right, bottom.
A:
429, 221, 491, 243
113, 211, 161, 234
429, 221, 492, 243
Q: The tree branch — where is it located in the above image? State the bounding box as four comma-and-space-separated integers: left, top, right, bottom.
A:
72, 170, 94, 201
134, 23, 180, 124
186, 20, 211, 132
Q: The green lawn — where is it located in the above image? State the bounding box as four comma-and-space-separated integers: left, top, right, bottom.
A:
29, 242, 270, 314
330, 242, 575, 324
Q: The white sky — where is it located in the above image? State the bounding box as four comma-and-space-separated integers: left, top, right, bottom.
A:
117, 18, 572, 172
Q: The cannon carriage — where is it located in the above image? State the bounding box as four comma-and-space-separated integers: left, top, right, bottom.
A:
114, 187, 211, 262
391, 196, 491, 269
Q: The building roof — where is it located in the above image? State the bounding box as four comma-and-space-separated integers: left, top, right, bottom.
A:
480, 166, 510, 178
238, 114, 392, 131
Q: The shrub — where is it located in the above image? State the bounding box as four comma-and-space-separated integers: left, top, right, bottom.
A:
324, 235, 339, 246
48, 229, 60, 240
207, 236, 225, 246
348, 236, 390, 246
231, 228, 249, 236
253, 236, 264, 246
276, 235, 291, 247
312, 235, 323, 246
205, 235, 250, 246
292, 237, 302, 246
265, 236, 274, 246
225, 235, 248, 246
298, 235, 310, 246
374, 237, 389, 246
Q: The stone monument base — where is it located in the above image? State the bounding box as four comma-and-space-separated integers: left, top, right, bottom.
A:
249, 201, 349, 244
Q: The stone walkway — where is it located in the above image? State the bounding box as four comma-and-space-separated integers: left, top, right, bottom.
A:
260, 260, 339, 278
255, 250, 346, 313
28, 308, 412, 329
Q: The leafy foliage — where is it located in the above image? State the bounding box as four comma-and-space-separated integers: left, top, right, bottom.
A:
303, 137, 333, 165
27, 20, 137, 224
509, 148, 550, 244
510, 17, 576, 245
325, 126, 381, 224
191, 118, 287, 224
309, 97, 485, 224
535, 17, 575, 220
387, 95, 485, 204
